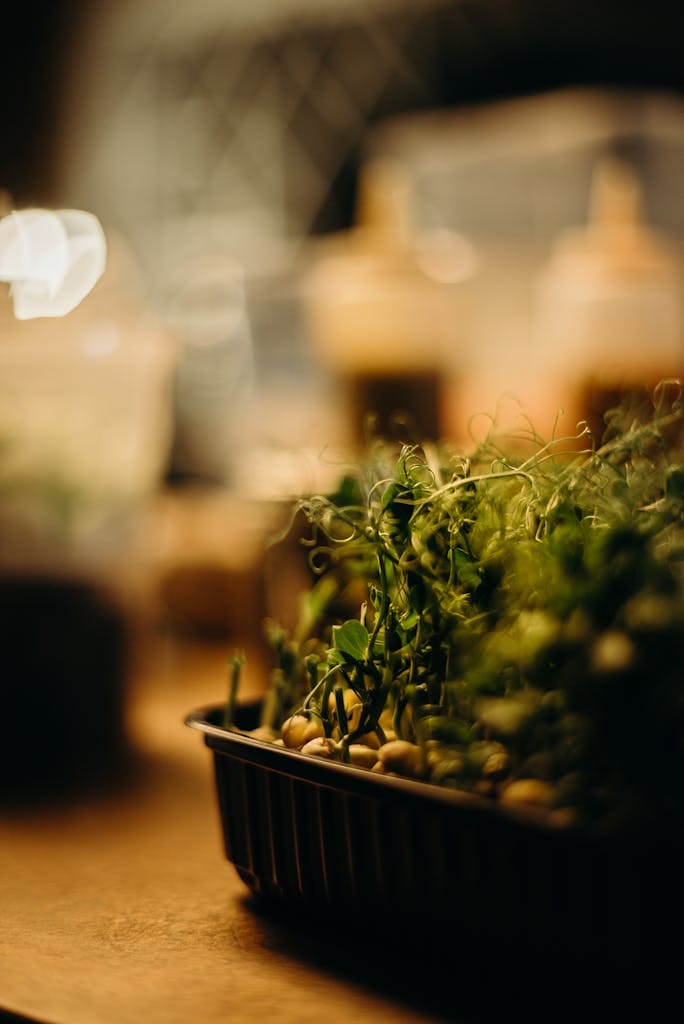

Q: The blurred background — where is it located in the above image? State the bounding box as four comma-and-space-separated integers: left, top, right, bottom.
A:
2, 0, 684, 789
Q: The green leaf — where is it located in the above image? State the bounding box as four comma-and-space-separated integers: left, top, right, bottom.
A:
332, 619, 370, 662
381, 481, 401, 511
452, 548, 481, 590
399, 609, 421, 632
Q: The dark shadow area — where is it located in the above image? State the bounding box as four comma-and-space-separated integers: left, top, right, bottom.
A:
0, 1010, 51, 1024
0, 573, 135, 810
239, 889, 675, 1022
0, 0, 89, 204
0, 740, 147, 817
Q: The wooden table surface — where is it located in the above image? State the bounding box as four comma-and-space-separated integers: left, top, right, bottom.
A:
0, 631, 466, 1024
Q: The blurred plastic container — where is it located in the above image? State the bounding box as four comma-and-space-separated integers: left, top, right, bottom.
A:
363, 87, 684, 444
367, 87, 684, 245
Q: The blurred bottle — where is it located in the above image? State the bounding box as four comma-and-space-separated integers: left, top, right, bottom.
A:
301, 158, 475, 448
534, 157, 684, 444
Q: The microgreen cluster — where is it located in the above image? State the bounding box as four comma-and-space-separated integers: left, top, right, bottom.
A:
234, 381, 684, 836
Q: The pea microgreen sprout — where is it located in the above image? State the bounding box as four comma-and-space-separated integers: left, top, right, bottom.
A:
220, 383, 684, 834
333, 685, 350, 760
223, 652, 246, 729
259, 668, 288, 734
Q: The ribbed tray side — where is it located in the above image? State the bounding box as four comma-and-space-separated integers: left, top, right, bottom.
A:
210, 741, 675, 949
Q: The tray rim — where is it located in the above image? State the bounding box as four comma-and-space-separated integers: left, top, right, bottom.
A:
185, 701, 637, 850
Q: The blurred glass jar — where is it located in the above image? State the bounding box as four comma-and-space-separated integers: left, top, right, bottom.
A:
0, 230, 175, 799
301, 158, 476, 449
0, 231, 176, 570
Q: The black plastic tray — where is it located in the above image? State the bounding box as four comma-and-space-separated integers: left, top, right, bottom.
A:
186, 702, 682, 958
